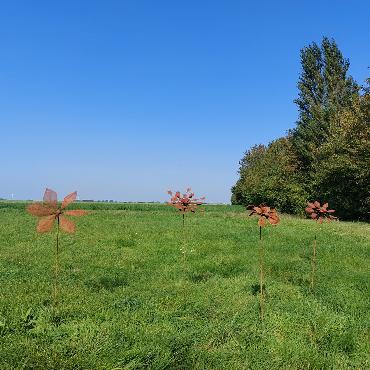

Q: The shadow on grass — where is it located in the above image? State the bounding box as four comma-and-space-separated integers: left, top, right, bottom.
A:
114, 296, 142, 311
250, 283, 266, 296
187, 271, 214, 283
85, 273, 128, 292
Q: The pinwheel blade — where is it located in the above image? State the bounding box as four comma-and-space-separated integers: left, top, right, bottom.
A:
61, 191, 77, 209
43, 188, 58, 206
27, 203, 54, 217
258, 217, 265, 227
59, 216, 76, 233
37, 215, 55, 233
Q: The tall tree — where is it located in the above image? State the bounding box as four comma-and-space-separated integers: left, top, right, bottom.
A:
292, 37, 359, 172
312, 79, 370, 220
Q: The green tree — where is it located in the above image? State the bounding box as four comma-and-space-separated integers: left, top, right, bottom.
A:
231, 138, 307, 213
312, 81, 370, 220
231, 144, 266, 205
292, 37, 359, 173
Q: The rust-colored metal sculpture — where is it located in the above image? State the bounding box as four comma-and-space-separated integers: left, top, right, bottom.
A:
167, 188, 205, 273
27, 188, 87, 305
305, 201, 336, 291
167, 188, 205, 227
248, 204, 280, 320
248, 205, 280, 227
305, 201, 337, 224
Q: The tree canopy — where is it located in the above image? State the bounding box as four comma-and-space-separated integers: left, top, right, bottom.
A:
232, 37, 369, 221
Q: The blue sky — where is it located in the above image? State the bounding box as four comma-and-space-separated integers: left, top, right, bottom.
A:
0, 1, 369, 203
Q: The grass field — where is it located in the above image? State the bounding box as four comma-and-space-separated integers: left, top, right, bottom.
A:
0, 202, 369, 369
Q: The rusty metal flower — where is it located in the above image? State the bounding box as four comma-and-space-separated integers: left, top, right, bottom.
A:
167, 188, 205, 214
27, 188, 87, 233
247, 204, 280, 227
305, 201, 336, 224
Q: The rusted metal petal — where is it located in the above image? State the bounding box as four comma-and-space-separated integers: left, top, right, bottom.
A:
37, 215, 56, 233
258, 217, 265, 227
27, 203, 55, 217
43, 188, 58, 206
61, 191, 77, 209
305, 207, 314, 214
269, 212, 280, 225
269, 217, 280, 225
254, 207, 262, 214
59, 216, 76, 233
261, 206, 270, 214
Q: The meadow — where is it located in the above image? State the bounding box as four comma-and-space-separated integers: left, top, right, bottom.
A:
0, 201, 369, 369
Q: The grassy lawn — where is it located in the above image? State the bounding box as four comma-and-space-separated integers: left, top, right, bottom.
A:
0, 202, 369, 369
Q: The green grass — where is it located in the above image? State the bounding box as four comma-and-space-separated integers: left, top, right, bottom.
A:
0, 203, 369, 369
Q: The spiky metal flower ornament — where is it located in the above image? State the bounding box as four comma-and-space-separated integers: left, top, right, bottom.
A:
305, 201, 336, 291
305, 201, 337, 224
27, 188, 87, 306
167, 188, 205, 275
247, 204, 280, 320
248, 205, 280, 227
167, 188, 205, 227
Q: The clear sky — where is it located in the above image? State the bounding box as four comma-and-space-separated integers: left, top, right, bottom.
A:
0, 1, 369, 203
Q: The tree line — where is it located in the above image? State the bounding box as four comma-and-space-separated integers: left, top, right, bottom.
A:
231, 37, 370, 221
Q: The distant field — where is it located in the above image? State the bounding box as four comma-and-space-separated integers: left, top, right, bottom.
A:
0, 202, 369, 369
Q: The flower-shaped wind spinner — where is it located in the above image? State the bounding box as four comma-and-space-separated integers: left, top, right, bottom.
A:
27, 188, 87, 306
247, 204, 280, 320
167, 188, 205, 226
305, 201, 336, 291
27, 188, 87, 233
305, 201, 337, 224
247, 205, 280, 227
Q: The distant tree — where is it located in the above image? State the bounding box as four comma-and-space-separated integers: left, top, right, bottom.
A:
231, 144, 266, 205
231, 138, 307, 213
291, 37, 359, 173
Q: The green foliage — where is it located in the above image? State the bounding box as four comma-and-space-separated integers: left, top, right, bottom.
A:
0, 205, 369, 368
232, 138, 308, 213
232, 37, 369, 220
292, 37, 359, 173
312, 90, 370, 220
